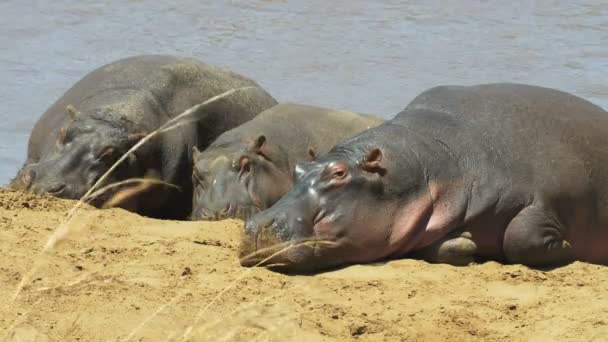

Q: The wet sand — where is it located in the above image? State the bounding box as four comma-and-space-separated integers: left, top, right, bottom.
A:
0, 188, 607, 341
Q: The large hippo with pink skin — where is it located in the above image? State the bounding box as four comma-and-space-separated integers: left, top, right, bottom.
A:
241, 83, 608, 272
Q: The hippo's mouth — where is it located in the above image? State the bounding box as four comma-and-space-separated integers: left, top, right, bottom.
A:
239, 238, 337, 269
198, 203, 261, 221
239, 219, 337, 269
239, 239, 296, 268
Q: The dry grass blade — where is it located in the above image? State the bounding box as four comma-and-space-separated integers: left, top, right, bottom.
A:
62, 314, 83, 340
1, 299, 42, 341
179, 240, 336, 342
35, 272, 96, 293
121, 293, 185, 342
9, 86, 256, 304
186, 278, 314, 341
78, 85, 256, 207
102, 182, 153, 209
84, 178, 180, 205
100, 179, 179, 209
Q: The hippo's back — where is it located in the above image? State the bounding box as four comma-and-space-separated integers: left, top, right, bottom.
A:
403, 83, 608, 132
39, 54, 268, 121
40, 56, 194, 118
27, 55, 276, 161
214, 102, 383, 158
400, 83, 608, 175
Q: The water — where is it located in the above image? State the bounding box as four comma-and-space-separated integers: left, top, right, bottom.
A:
1, 0, 606, 185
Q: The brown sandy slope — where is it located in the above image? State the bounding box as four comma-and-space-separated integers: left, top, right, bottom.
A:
0, 188, 607, 341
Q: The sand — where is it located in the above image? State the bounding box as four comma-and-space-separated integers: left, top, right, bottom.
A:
0, 188, 607, 341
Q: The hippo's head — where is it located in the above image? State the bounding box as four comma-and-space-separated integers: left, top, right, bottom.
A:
191, 135, 294, 221
13, 105, 146, 201
240, 145, 410, 272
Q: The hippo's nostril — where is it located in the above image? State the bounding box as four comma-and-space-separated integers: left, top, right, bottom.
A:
266, 220, 278, 230
199, 208, 218, 221
244, 219, 259, 234
22, 170, 35, 187
46, 183, 66, 195
220, 203, 231, 215
245, 218, 275, 234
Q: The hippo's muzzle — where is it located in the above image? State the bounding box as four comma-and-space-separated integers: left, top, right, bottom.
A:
240, 211, 339, 272
240, 216, 285, 266
195, 204, 234, 221
14, 164, 72, 198
192, 203, 261, 221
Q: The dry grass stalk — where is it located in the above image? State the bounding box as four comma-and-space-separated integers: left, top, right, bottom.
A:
100, 179, 179, 209
9, 86, 256, 304
185, 279, 314, 341
62, 314, 83, 340
79, 85, 256, 209
84, 178, 179, 207
121, 240, 335, 342
121, 293, 186, 342
179, 240, 336, 342
102, 182, 151, 209
1, 299, 42, 341
35, 272, 98, 294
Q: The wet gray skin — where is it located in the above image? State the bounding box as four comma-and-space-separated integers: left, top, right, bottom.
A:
240, 143, 398, 272
242, 83, 608, 272
13, 107, 144, 202
10, 55, 277, 219
191, 136, 293, 221
190, 103, 383, 221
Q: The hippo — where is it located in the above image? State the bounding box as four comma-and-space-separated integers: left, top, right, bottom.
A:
10, 55, 277, 219
241, 83, 608, 272
190, 103, 383, 221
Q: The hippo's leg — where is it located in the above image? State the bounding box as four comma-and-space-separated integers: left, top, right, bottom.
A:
503, 205, 574, 266
413, 230, 478, 266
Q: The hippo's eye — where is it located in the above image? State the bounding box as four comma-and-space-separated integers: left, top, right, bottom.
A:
326, 162, 349, 182
96, 146, 118, 164
332, 170, 346, 179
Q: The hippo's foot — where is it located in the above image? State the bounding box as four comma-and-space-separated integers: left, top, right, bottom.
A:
413, 230, 478, 266
503, 205, 574, 267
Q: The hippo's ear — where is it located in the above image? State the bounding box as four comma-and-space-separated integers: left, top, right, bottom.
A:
57, 127, 67, 146
66, 104, 81, 120
249, 135, 272, 160
307, 148, 318, 161
362, 148, 384, 174
192, 146, 201, 160
127, 132, 148, 146
250, 135, 267, 151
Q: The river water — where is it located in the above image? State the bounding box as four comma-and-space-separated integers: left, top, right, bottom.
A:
0, 0, 606, 185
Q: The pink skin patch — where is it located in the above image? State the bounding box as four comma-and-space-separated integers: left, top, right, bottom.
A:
314, 216, 335, 239
388, 190, 433, 254
307, 179, 465, 263
389, 180, 463, 256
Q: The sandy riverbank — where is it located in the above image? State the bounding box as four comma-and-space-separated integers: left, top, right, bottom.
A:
0, 188, 606, 341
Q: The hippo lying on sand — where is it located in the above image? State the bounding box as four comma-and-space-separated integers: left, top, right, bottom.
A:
241, 83, 608, 272
191, 103, 383, 220
10, 55, 277, 219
